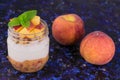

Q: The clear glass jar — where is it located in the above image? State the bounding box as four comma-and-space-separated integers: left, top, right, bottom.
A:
7, 19, 49, 73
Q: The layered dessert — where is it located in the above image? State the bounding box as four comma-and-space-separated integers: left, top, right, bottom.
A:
7, 10, 49, 72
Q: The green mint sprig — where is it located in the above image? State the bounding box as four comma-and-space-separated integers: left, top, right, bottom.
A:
8, 10, 37, 28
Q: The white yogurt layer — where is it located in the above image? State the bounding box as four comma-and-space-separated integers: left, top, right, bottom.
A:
7, 37, 49, 62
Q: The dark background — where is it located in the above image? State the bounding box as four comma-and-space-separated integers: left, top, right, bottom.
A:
0, 0, 120, 80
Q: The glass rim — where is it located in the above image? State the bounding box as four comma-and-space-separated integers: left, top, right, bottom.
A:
8, 19, 49, 36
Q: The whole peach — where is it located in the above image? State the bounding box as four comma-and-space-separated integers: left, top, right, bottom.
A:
80, 31, 115, 65
52, 14, 85, 45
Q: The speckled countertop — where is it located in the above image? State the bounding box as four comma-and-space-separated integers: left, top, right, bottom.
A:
0, 0, 120, 80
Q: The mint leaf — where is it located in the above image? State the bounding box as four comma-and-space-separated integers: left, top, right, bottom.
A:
19, 10, 37, 21
8, 10, 37, 28
18, 16, 30, 27
18, 10, 37, 27
8, 18, 20, 27
21, 21, 30, 28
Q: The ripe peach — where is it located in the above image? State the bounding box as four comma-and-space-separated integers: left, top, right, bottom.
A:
52, 14, 85, 45
80, 31, 115, 65
31, 16, 41, 26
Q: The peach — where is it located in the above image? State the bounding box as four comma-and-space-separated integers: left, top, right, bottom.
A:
31, 16, 41, 26
52, 14, 85, 45
14, 26, 23, 32
80, 31, 115, 65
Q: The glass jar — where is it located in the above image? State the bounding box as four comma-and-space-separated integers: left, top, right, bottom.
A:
7, 19, 49, 73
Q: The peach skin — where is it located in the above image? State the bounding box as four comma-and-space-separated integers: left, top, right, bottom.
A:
80, 31, 115, 65
52, 14, 85, 45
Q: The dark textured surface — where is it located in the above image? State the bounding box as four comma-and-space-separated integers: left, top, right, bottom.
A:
0, 0, 120, 80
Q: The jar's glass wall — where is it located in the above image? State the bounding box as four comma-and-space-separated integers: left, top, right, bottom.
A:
7, 19, 49, 72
